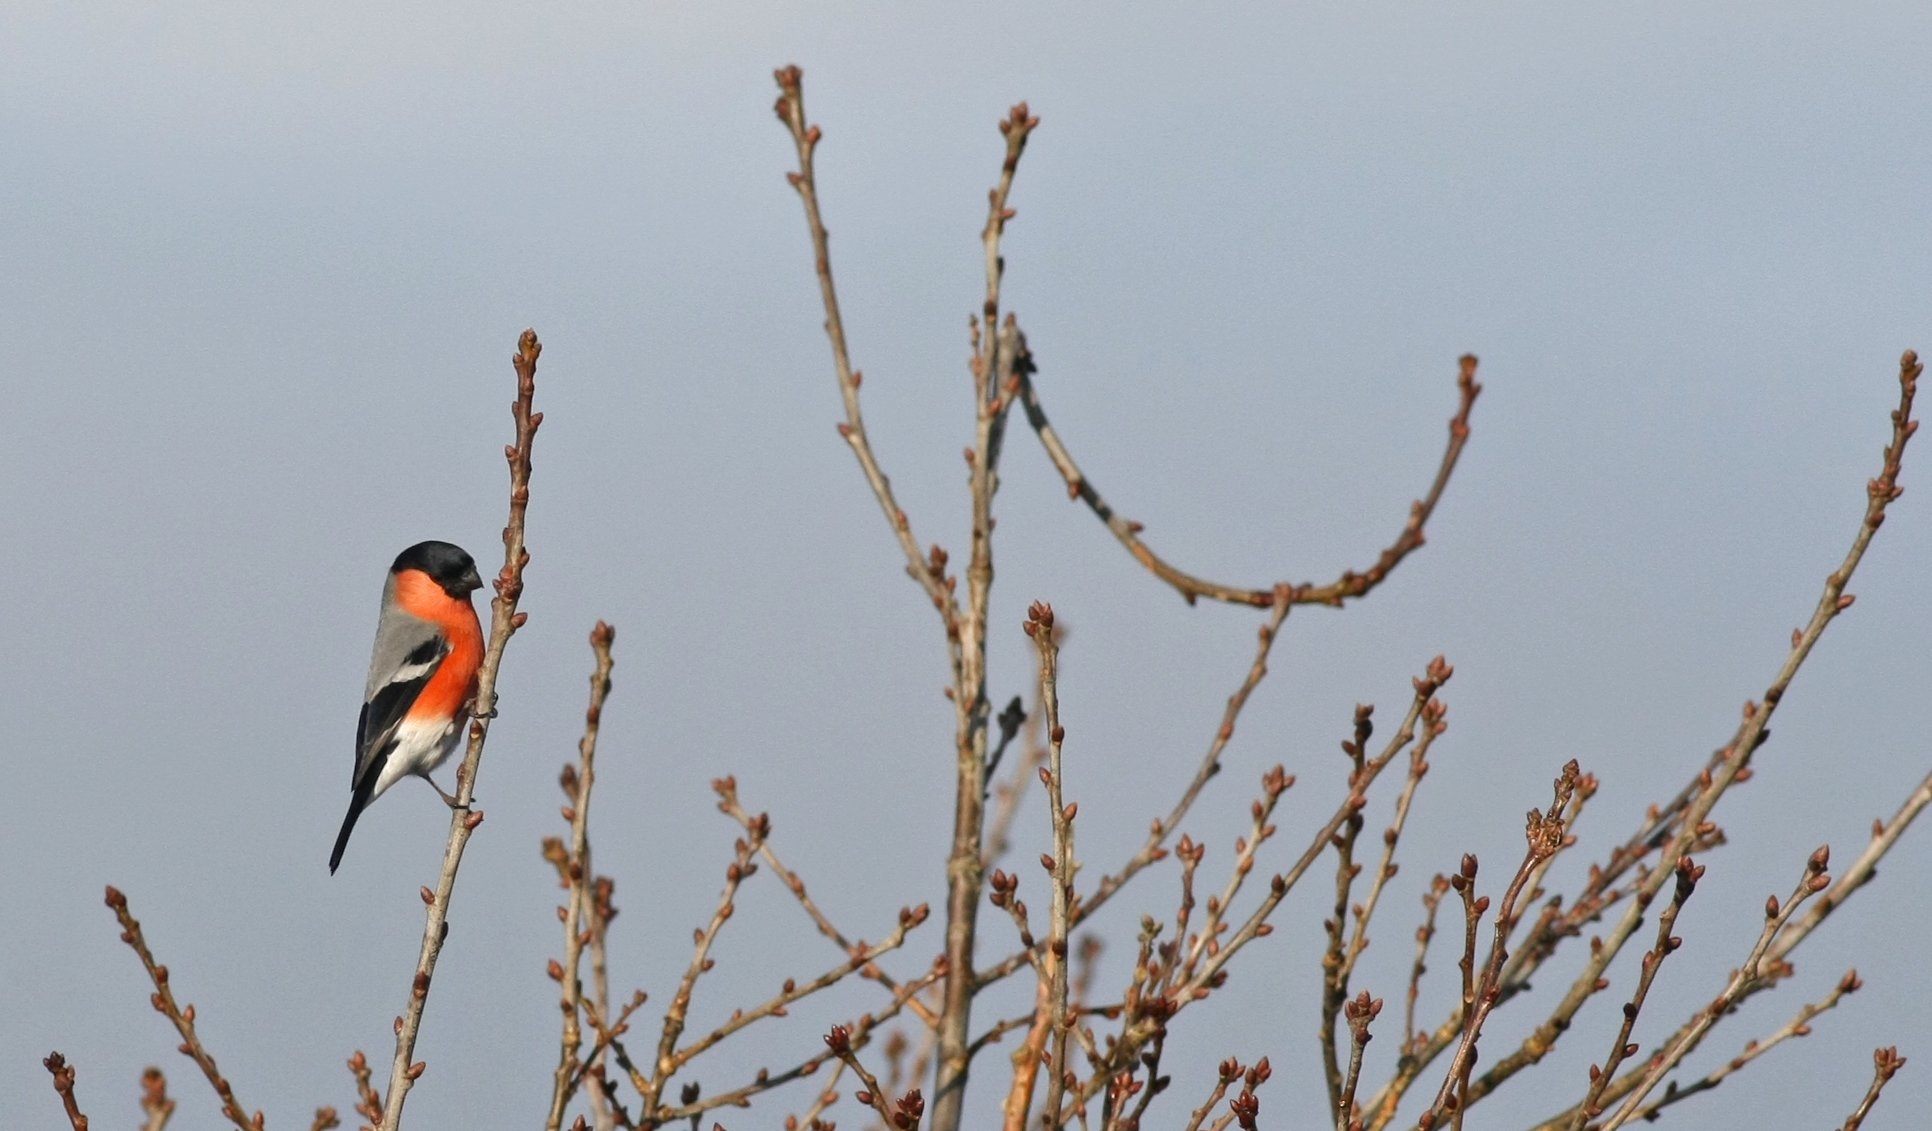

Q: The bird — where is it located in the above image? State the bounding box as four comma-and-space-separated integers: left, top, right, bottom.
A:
330, 541, 486, 874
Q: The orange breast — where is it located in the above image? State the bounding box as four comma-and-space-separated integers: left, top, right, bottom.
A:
393, 569, 486, 721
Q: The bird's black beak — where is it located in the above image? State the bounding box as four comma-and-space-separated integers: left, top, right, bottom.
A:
460, 566, 484, 594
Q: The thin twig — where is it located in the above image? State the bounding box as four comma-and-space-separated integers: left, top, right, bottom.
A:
549, 622, 618, 1131
1322, 705, 1376, 1111
381, 329, 543, 1130
1597, 848, 1835, 1131
1403, 875, 1451, 1059
43, 1053, 89, 1131
1018, 356, 1479, 608
1026, 603, 1077, 1130
716, 778, 938, 1027
1564, 855, 1702, 1130
824, 1026, 902, 1129
347, 1051, 384, 1129
1412, 764, 1579, 1131
785, 1058, 847, 1131
103, 887, 260, 1131
1338, 993, 1384, 1131
1770, 762, 1932, 966
646, 808, 771, 1117
638, 956, 951, 1125
1835, 1047, 1907, 1131
670, 904, 930, 1071
1376, 351, 1922, 1128
140, 1068, 176, 1131
1618, 969, 1863, 1126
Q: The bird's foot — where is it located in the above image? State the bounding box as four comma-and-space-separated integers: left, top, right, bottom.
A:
427, 776, 468, 810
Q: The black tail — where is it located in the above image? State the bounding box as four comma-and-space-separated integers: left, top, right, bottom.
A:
330, 774, 378, 874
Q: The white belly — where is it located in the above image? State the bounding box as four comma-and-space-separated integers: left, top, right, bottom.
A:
371, 715, 464, 798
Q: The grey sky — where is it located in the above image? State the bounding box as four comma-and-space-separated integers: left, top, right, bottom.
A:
4, 2, 1929, 1127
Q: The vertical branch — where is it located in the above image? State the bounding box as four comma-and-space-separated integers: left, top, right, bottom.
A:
1321, 705, 1375, 1112
381, 329, 543, 1131
586, 871, 620, 1131
103, 887, 261, 1131
548, 623, 618, 1131
936, 101, 1038, 1131
1403, 876, 1450, 1052
1025, 602, 1076, 1130
773, 67, 1036, 1131
1413, 764, 1578, 1131
1339, 993, 1384, 1131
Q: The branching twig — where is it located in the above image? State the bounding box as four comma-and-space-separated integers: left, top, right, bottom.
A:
1564, 855, 1702, 1130
1617, 970, 1863, 1126
1597, 847, 1835, 1131
103, 887, 261, 1131
549, 622, 618, 1131
1411, 763, 1579, 1131
645, 808, 771, 1116
1018, 356, 1479, 608
381, 329, 542, 1130
1374, 352, 1922, 1129
774, 68, 1039, 1131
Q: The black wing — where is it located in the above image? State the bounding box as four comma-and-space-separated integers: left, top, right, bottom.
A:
352, 635, 448, 789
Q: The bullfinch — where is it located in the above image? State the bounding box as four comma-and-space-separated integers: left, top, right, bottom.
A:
330, 541, 486, 873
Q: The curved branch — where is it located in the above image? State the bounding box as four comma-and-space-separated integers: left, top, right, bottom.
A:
1019, 355, 1479, 608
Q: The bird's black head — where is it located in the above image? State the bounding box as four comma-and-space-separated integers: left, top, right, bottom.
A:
392, 540, 484, 598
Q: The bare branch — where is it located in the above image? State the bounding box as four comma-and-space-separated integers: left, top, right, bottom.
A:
43, 1053, 89, 1131
103, 887, 260, 1131
140, 1068, 176, 1131
1835, 1047, 1907, 1131
1403, 876, 1451, 1054
1596, 847, 1835, 1131
1564, 855, 1702, 1130
1377, 352, 1923, 1126
1619, 970, 1862, 1126
1411, 763, 1579, 1131
381, 329, 543, 1130
1339, 993, 1384, 1131
549, 622, 618, 1131
771, 66, 961, 638
716, 778, 938, 1028
1019, 355, 1479, 608
1068, 594, 1291, 941
1025, 602, 1077, 1130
